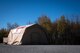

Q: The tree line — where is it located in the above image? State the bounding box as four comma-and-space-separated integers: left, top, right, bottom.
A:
0, 15, 80, 45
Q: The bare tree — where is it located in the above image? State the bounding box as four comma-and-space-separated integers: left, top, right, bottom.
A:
7, 23, 19, 31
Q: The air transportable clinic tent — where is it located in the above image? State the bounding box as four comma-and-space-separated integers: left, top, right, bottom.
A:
8, 24, 49, 45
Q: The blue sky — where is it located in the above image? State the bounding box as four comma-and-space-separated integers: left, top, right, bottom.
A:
0, 0, 80, 29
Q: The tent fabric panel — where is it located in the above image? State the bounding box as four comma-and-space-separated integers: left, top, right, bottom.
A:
7, 27, 27, 45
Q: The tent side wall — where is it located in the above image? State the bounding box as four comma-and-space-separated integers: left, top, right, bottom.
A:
21, 24, 49, 45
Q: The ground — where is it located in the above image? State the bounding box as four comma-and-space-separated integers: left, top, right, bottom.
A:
0, 44, 80, 53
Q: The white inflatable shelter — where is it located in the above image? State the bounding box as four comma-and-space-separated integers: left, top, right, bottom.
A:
7, 24, 34, 45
